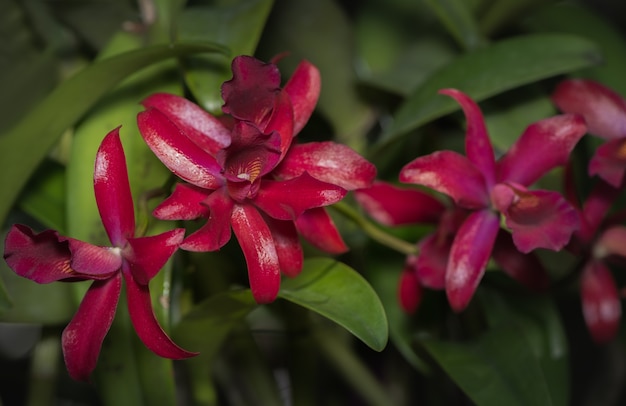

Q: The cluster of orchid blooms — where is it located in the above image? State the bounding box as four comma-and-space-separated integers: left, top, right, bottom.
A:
3, 54, 626, 380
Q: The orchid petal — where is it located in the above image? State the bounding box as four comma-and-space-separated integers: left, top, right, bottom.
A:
265, 217, 303, 277
398, 257, 422, 314
440, 89, 496, 188
125, 229, 185, 285
552, 79, 626, 141
142, 93, 231, 154
400, 150, 489, 209
94, 128, 135, 247
283, 60, 321, 136
492, 231, 550, 291
67, 239, 122, 278
122, 264, 197, 359
181, 188, 234, 252
264, 89, 295, 158
581, 260, 621, 343
231, 204, 281, 303
446, 210, 499, 312
153, 183, 211, 221
137, 108, 223, 189
62, 273, 122, 381
595, 226, 626, 258
589, 138, 626, 188
354, 181, 445, 226
496, 114, 586, 186
275, 141, 376, 190
255, 172, 346, 220
295, 208, 348, 254
579, 180, 620, 243
415, 233, 450, 290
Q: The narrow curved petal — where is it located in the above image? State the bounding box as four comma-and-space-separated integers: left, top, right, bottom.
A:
62, 273, 122, 381
446, 210, 499, 312
354, 181, 445, 226
181, 188, 234, 252
492, 231, 550, 291
589, 138, 626, 188
231, 204, 281, 303
264, 90, 295, 158
142, 93, 231, 154
275, 142, 376, 190
440, 89, 496, 187
579, 180, 620, 242
400, 151, 489, 209
496, 114, 586, 186
264, 217, 303, 277
295, 208, 348, 254
137, 108, 223, 189
122, 264, 197, 359
125, 229, 185, 285
398, 257, 422, 314
153, 183, 211, 221
552, 79, 626, 140
284, 60, 321, 135
94, 128, 135, 247
595, 226, 626, 258
416, 233, 449, 290
255, 172, 346, 220
581, 260, 621, 343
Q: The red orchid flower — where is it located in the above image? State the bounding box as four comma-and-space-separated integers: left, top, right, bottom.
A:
399, 89, 586, 311
3, 128, 196, 381
552, 79, 626, 188
137, 55, 376, 303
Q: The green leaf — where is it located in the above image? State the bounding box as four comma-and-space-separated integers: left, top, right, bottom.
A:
423, 0, 484, 51
0, 40, 229, 228
279, 258, 388, 351
18, 160, 66, 233
377, 33, 602, 148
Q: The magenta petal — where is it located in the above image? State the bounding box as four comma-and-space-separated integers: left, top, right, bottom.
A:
62, 273, 122, 381
122, 265, 197, 359
354, 181, 445, 226
589, 138, 626, 188
446, 210, 499, 312
125, 229, 185, 285
295, 208, 348, 254
181, 188, 234, 252
415, 233, 449, 290
231, 204, 281, 303
398, 257, 422, 314
68, 239, 122, 278
400, 150, 489, 209
595, 226, 626, 258
153, 183, 211, 220
137, 108, 223, 189
94, 128, 135, 247
552, 79, 626, 141
579, 180, 620, 242
142, 93, 231, 154
255, 172, 346, 220
265, 217, 303, 278
492, 231, 550, 291
581, 260, 621, 343
496, 114, 586, 186
274, 142, 376, 190
283, 60, 321, 135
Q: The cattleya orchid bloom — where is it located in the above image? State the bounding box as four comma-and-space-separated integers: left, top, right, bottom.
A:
137, 55, 376, 303
3, 129, 196, 381
552, 79, 626, 187
399, 89, 586, 311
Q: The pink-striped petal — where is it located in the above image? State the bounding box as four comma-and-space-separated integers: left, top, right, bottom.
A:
94, 128, 135, 247
440, 89, 496, 188
142, 93, 231, 154
581, 260, 621, 343
589, 138, 626, 188
400, 150, 489, 209
231, 204, 281, 303
496, 114, 586, 186
62, 273, 122, 381
295, 208, 348, 254
398, 257, 422, 314
354, 181, 445, 226
446, 210, 500, 312
124, 229, 185, 285
265, 217, 303, 277
492, 231, 550, 291
180, 188, 234, 252
153, 183, 211, 221
137, 108, 223, 189
255, 172, 346, 220
283, 60, 321, 136
274, 141, 376, 190
552, 79, 626, 141
416, 233, 450, 290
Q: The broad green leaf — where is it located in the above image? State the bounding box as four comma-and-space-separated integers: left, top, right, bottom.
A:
377, 33, 602, 148
424, 0, 484, 51
279, 258, 388, 351
18, 159, 66, 233
0, 40, 229, 228
479, 0, 557, 37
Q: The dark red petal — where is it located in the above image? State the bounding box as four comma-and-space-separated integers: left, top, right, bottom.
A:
264, 217, 303, 277
581, 260, 621, 343
578, 180, 620, 243
446, 210, 500, 312
264, 90, 295, 159
295, 208, 348, 254
492, 231, 550, 292
416, 233, 449, 290
589, 138, 626, 188
496, 114, 586, 186
440, 89, 496, 188
122, 264, 197, 359
67, 239, 122, 278
142, 93, 231, 154
137, 108, 223, 189
94, 128, 135, 247
275, 142, 376, 190
354, 181, 445, 226
231, 204, 281, 303
255, 172, 346, 220
180, 188, 234, 252
62, 274, 122, 381
153, 183, 212, 221
398, 257, 422, 314
125, 229, 185, 285
552, 79, 626, 140
400, 150, 489, 209
284, 60, 320, 135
